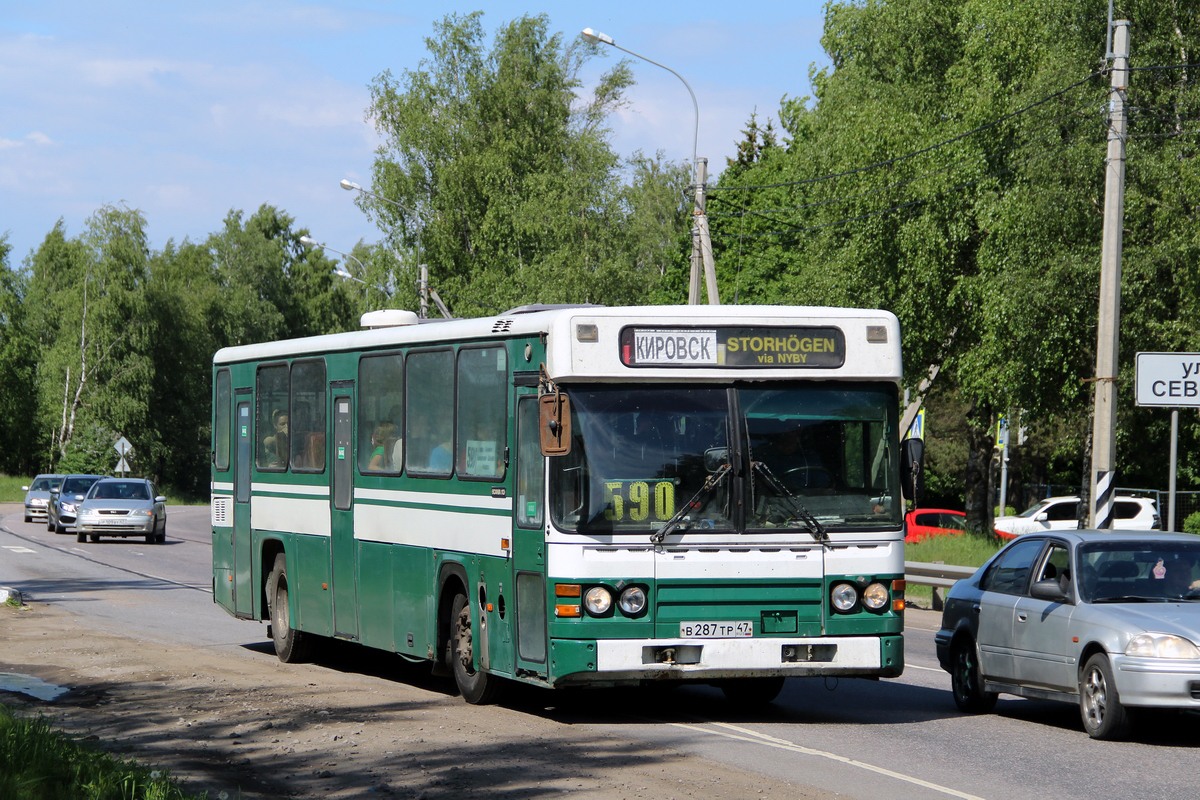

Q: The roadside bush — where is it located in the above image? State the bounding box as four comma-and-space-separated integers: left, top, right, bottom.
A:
1183, 511, 1200, 535
0, 703, 205, 799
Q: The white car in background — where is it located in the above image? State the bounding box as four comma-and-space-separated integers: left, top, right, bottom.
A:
995, 495, 1159, 539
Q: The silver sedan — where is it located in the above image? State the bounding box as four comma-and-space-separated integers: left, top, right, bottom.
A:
75, 478, 168, 544
935, 530, 1200, 740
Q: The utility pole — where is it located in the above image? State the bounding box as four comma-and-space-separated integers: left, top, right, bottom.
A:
689, 158, 719, 305
1089, 19, 1130, 529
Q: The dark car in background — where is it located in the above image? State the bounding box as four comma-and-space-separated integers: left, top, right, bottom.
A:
75, 477, 167, 544
47, 474, 105, 534
22, 473, 64, 523
935, 530, 1200, 740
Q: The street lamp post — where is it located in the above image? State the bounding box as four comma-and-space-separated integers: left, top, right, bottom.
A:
299, 235, 385, 295
340, 179, 430, 319
581, 27, 718, 305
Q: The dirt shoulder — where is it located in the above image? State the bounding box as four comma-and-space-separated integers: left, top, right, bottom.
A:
1, 600, 828, 799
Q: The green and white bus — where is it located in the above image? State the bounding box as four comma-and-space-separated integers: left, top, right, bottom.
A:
211, 304, 918, 704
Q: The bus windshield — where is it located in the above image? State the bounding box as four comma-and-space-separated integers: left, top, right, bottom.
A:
549, 383, 902, 535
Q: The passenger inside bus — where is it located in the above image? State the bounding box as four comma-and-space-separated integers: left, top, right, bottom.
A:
367, 423, 397, 471
262, 409, 289, 467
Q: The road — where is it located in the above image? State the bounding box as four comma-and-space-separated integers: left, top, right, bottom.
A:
3, 503, 1198, 800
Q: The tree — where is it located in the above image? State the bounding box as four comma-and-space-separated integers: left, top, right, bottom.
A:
365, 12, 689, 315
25, 206, 155, 473
707, 0, 1200, 527
0, 237, 40, 474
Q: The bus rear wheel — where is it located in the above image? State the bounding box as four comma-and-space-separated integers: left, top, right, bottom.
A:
451, 592, 501, 704
268, 553, 312, 663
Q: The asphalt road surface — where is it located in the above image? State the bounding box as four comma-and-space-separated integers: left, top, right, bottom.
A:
3, 503, 1198, 800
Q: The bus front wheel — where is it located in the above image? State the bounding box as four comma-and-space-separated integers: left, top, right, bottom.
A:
268, 553, 312, 664
450, 592, 501, 705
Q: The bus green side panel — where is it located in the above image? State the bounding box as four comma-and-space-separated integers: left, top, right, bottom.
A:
212, 524, 234, 609
392, 545, 435, 659
294, 534, 334, 637
357, 540, 394, 650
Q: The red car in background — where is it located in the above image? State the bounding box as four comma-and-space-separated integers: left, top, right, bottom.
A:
905, 508, 966, 543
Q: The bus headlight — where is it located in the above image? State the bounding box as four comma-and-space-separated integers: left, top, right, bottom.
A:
584, 586, 613, 615
618, 585, 647, 615
830, 582, 858, 612
861, 582, 889, 610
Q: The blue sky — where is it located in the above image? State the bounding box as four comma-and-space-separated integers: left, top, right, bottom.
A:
1, 2, 829, 266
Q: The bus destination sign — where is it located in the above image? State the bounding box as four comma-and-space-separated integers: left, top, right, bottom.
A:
621, 326, 845, 368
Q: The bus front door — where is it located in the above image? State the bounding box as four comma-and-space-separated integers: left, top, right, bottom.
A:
511, 392, 549, 677
330, 389, 358, 639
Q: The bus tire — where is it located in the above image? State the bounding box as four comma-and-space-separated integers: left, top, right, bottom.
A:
719, 676, 786, 705
268, 553, 312, 664
451, 591, 502, 704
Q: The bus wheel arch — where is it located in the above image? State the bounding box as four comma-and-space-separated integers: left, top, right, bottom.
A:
260, 539, 286, 620
450, 590, 502, 704
437, 562, 502, 704
267, 552, 312, 663
435, 564, 470, 676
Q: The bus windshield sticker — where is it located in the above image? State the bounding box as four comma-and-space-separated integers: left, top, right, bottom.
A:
623, 326, 845, 368
603, 479, 677, 523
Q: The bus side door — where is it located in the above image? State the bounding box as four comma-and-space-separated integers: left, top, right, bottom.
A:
233, 396, 254, 617
330, 387, 358, 640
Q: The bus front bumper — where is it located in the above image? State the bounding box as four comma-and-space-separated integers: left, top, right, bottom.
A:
549, 634, 903, 685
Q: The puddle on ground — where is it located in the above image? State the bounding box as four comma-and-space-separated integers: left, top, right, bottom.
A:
0, 672, 69, 701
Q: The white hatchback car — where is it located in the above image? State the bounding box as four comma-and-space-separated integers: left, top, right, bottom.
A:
994, 495, 1159, 539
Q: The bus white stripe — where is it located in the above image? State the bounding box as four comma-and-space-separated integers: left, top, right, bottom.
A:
251, 482, 330, 497
355, 487, 511, 511
355, 503, 510, 557
251, 495, 330, 536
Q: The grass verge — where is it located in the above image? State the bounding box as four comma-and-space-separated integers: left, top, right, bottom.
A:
0, 474, 30, 503
905, 533, 1003, 610
0, 702, 211, 800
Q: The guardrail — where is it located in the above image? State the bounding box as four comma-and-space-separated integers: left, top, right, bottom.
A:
904, 561, 976, 610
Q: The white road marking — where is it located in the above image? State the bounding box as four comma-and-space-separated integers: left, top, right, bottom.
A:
671, 720, 987, 800
905, 663, 943, 672
2, 546, 36, 554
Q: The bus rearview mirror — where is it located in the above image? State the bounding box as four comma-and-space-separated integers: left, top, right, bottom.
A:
539, 392, 572, 456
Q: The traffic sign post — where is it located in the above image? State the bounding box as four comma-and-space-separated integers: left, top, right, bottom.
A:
114, 436, 134, 477
1135, 353, 1200, 531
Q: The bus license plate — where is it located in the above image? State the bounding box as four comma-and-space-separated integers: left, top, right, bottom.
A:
680, 621, 753, 638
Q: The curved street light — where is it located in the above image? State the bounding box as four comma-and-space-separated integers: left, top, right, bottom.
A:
299, 235, 387, 295
581, 27, 717, 304
339, 178, 435, 319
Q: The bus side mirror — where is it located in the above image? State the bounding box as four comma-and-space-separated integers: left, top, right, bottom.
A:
901, 437, 924, 504
539, 392, 572, 456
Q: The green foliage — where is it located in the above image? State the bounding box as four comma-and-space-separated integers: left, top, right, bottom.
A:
0, 704, 208, 799
366, 12, 689, 315
4, 3, 1200, 509
709, 0, 1200, 523
0, 236, 40, 474
1183, 512, 1200, 535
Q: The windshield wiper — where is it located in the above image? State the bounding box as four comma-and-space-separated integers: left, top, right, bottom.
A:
751, 461, 829, 545
650, 463, 730, 545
